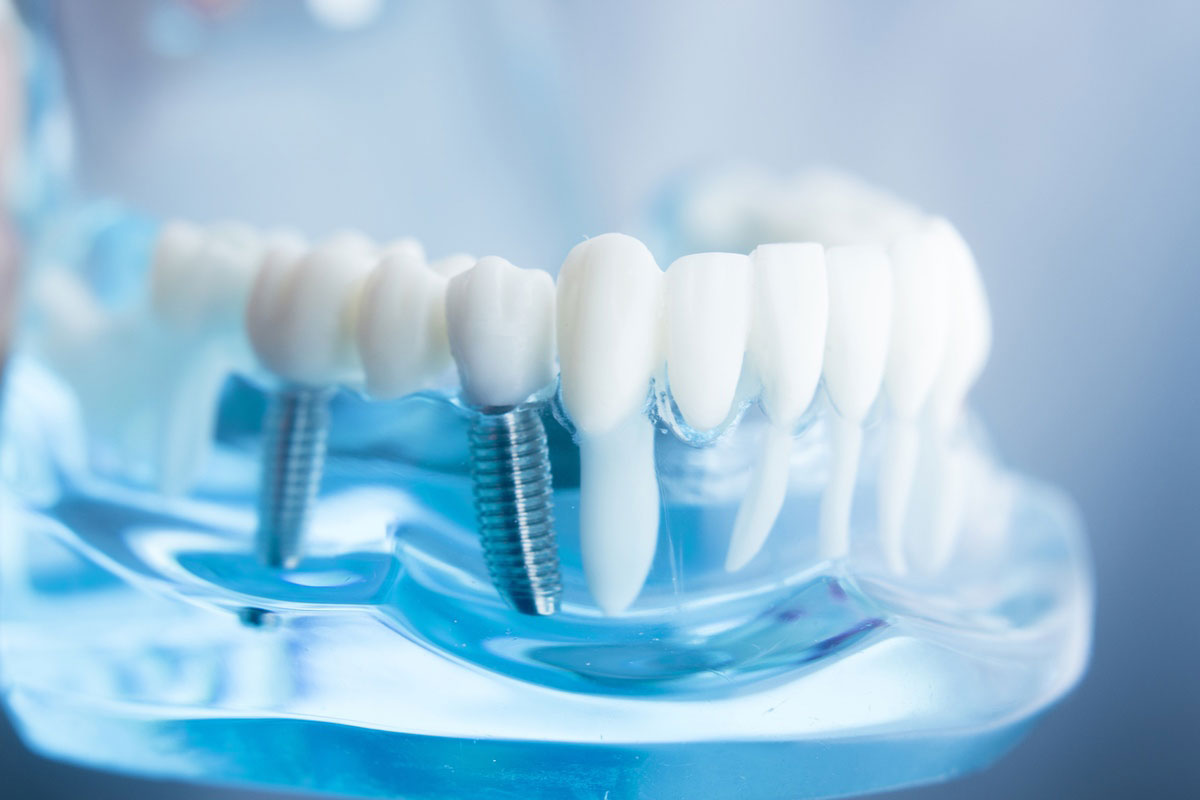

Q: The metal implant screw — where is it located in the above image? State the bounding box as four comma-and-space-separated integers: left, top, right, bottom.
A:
468, 404, 561, 616
256, 385, 333, 569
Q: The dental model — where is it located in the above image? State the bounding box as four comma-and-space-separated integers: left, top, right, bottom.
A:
727, 243, 828, 571
446, 256, 560, 615
818, 245, 893, 560
557, 233, 665, 615
246, 232, 375, 568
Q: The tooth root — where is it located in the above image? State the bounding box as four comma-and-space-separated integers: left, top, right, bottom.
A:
727, 425, 792, 572
446, 256, 556, 408
879, 420, 919, 574
728, 242, 828, 572
819, 245, 892, 561
578, 414, 660, 615
556, 233, 664, 614
664, 252, 751, 431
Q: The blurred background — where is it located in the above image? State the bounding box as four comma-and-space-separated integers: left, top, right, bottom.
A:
1, 0, 1197, 797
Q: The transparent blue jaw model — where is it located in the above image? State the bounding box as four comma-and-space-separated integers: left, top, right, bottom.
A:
0, 5, 1092, 800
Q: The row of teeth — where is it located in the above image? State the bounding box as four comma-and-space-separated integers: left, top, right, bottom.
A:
32, 205, 989, 615
154, 216, 987, 610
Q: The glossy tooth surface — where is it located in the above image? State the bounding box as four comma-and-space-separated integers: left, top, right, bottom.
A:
664, 252, 751, 431
819, 245, 893, 559
557, 233, 664, 434
430, 253, 477, 280
355, 247, 452, 400
727, 243, 828, 572
556, 233, 664, 615
246, 232, 375, 385
447, 256, 556, 408
879, 222, 953, 572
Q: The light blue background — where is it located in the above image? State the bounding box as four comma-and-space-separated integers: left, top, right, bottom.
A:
3, 1, 1197, 797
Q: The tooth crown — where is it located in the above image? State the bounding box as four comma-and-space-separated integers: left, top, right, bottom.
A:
885, 222, 952, 419
822, 244, 894, 422
355, 248, 454, 400
246, 233, 375, 386
152, 220, 265, 337
748, 242, 829, 427
665, 252, 751, 431
557, 233, 664, 434
447, 256, 556, 409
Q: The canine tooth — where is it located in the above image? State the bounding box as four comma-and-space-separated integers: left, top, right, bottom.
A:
446, 256, 556, 408
727, 243, 828, 571
911, 218, 992, 573
246, 232, 375, 386
355, 247, 455, 399
664, 252, 751, 431
557, 233, 664, 614
878, 222, 952, 573
818, 244, 892, 560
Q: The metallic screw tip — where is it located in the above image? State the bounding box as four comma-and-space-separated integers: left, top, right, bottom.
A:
256, 385, 332, 569
469, 406, 561, 616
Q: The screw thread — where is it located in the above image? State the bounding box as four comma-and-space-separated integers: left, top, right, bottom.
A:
256, 385, 332, 568
469, 406, 561, 615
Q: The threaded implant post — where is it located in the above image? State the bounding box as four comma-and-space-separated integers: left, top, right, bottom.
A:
468, 405, 561, 616
256, 385, 333, 569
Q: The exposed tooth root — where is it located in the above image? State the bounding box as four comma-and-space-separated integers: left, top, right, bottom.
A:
818, 244, 892, 561
578, 413, 660, 616
879, 421, 919, 574
727, 425, 792, 572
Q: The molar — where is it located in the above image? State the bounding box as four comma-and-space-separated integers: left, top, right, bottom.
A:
557, 233, 664, 615
727, 242, 828, 571
818, 244, 893, 561
355, 246, 454, 400
246, 231, 376, 387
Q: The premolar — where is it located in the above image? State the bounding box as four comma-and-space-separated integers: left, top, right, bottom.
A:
819, 244, 892, 560
557, 233, 664, 615
727, 242, 828, 571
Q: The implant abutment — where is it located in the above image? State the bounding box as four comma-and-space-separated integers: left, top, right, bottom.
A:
255, 384, 334, 569
468, 404, 561, 616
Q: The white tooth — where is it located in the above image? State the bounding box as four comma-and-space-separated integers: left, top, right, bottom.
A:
818, 244, 892, 560
878, 221, 953, 573
381, 236, 426, 263
664, 252, 751, 431
727, 242, 828, 572
557, 233, 665, 614
911, 217, 992, 573
446, 256, 556, 408
246, 232, 375, 386
355, 247, 453, 399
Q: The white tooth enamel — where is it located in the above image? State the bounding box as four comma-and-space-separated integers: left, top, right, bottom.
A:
557, 233, 664, 615
818, 244, 893, 560
727, 243, 828, 572
430, 253, 476, 280
878, 221, 952, 573
246, 232, 375, 386
446, 256, 556, 408
910, 217, 992, 573
665, 252, 750, 431
355, 246, 453, 399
